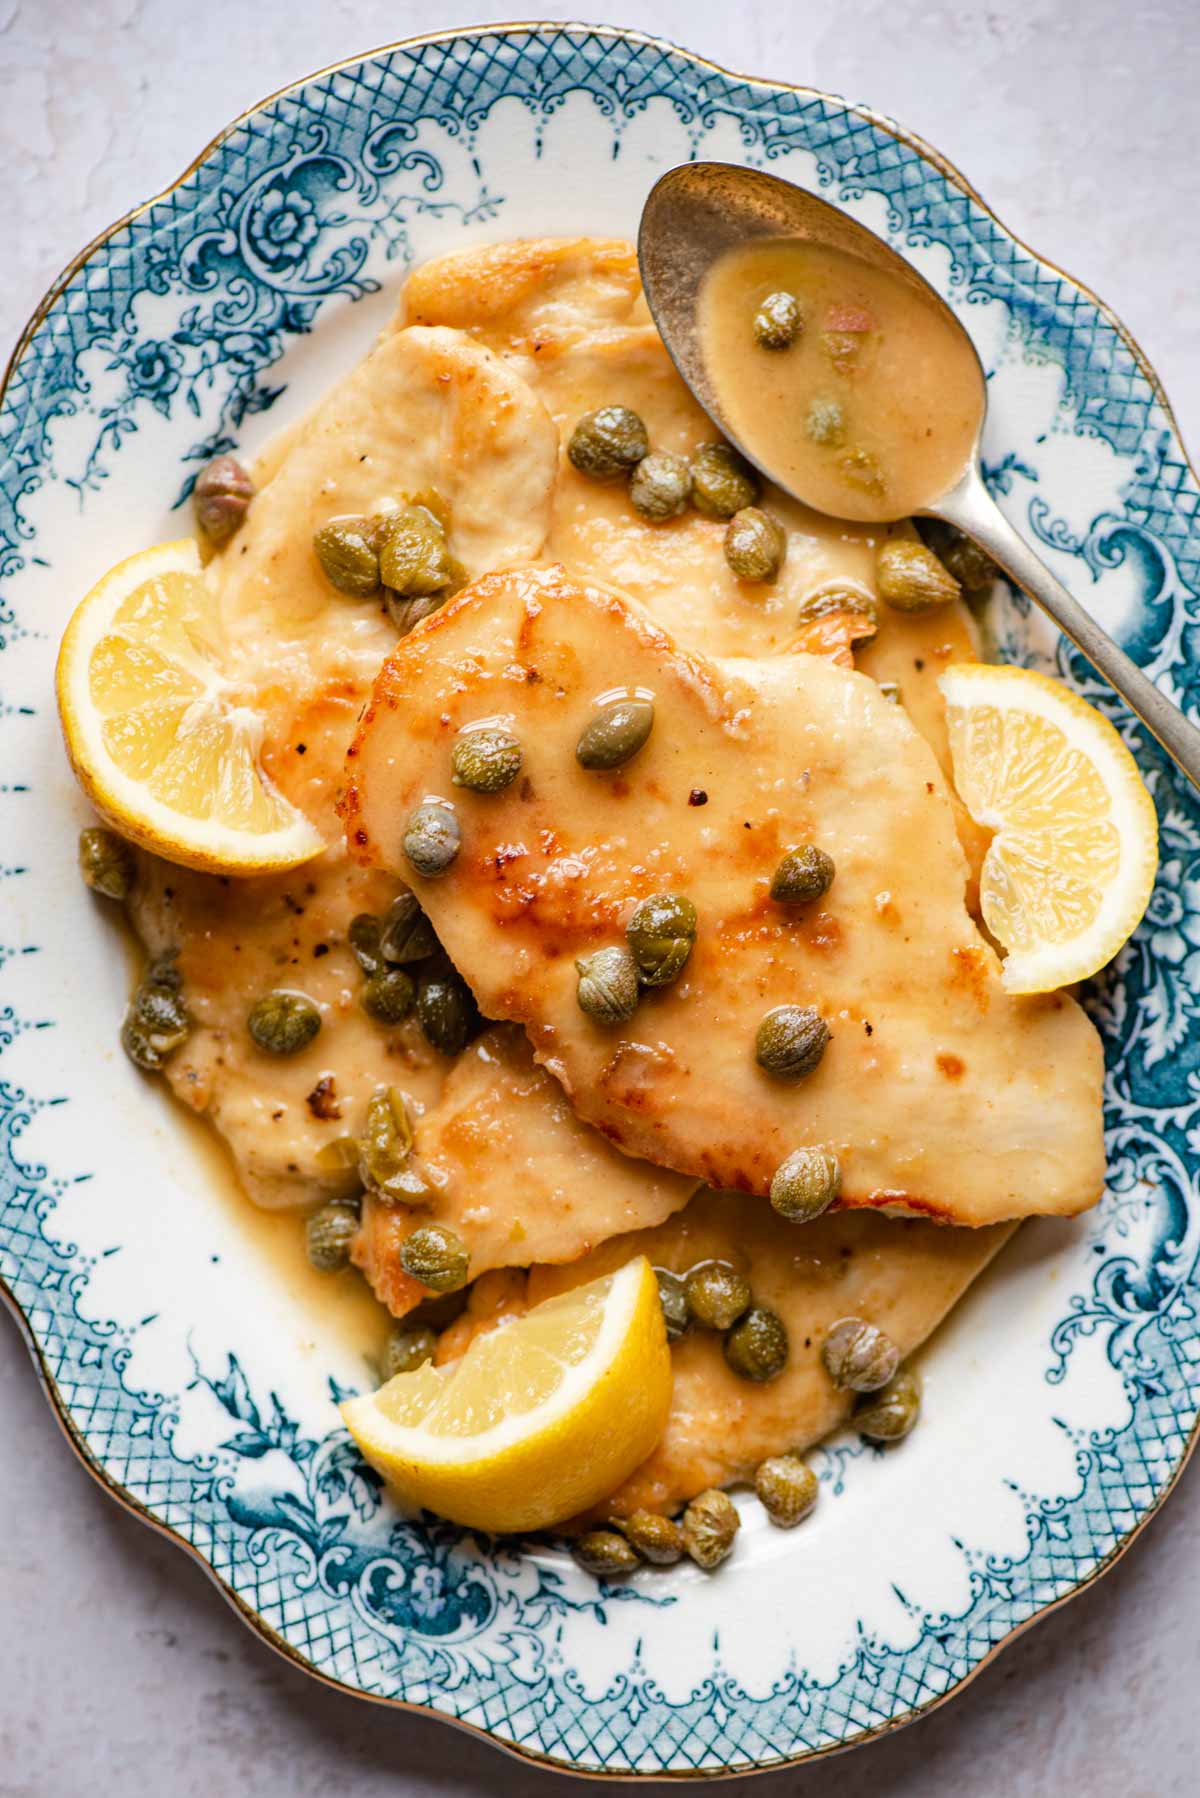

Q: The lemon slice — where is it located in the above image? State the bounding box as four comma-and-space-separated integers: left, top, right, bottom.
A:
56, 540, 323, 873
940, 662, 1158, 993
341, 1256, 671, 1533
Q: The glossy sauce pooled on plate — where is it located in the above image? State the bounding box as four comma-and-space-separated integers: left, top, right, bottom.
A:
698, 238, 985, 520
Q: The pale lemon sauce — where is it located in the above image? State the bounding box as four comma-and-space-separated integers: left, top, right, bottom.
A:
699, 238, 985, 522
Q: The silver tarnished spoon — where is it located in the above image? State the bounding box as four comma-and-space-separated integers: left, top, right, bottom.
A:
638, 161, 1200, 791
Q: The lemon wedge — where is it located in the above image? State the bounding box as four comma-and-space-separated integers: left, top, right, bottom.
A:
941, 662, 1158, 993
56, 540, 324, 874
341, 1256, 671, 1533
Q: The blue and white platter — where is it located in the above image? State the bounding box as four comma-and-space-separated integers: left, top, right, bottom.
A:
2, 22, 1199, 1777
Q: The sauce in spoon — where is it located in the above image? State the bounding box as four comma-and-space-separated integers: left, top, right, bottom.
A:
699, 238, 984, 521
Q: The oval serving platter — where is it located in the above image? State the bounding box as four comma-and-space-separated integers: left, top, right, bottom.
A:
2, 23, 1199, 1778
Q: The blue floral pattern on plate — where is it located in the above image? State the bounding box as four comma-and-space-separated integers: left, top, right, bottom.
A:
1, 25, 1199, 1775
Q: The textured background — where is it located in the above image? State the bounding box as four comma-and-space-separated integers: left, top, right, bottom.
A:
2, 2, 1199, 1792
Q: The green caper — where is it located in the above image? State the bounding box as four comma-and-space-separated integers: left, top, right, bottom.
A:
723, 1305, 788, 1383
575, 945, 639, 1025
654, 1267, 690, 1341
876, 538, 961, 612
796, 584, 878, 634
878, 681, 902, 705
78, 826, 135, 900
313, 518, 381, 598
314, 1134, 359, 1176
684, 1261, 750, 1331
402, 801, 461, 878
400, 1222, 470, 1293
821, 1316, 900, 1392
837, 447, 886, 496
573, 1529, 640, 1577
769, 1147, 841, 1223
821, 329, 864, 375
379, 892, 439, 965
380, 1324, 438, 1381
629, 451, 692, 521
856, 1368, 922, 1442
145, 951, 183, 992
770, 844, 835, 906
919, 521, 999, 597
417, 974, 478, 1057
451, 726, 523, 794
121, 974, 190, 1070
348, 912, 383, 975
724, 507, 785, 582
385, 589, 450, 637
567, 406, 649, 480
623, 1510, 684, 1565
682, 1489, 739, 1570
755, 1005, 829, 1083
361, 967, 416, 1025
248, 990, 321, 1055
805, 396, 846, 447
753, 290, 803, 350
690, 442, 759, 519
193, 454, 254, 546
305, 1202, 359, 1272
576, 695, 655, 771
358, 1087, 430, 1202
754, 1454, 819, 1527
378, 505, 455, 596
626, 893, 697, 988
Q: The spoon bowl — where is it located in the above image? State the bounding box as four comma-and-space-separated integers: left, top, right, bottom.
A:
638, 161, 1200, 791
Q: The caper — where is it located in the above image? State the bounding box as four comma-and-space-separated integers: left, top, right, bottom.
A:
682, 1489, 739, 1570
796, 583, 878, 633
770, 844, 835, 906
314, 1134, 359, 1176
400, 1222, 470, 1293
78, 826, 135, 900
769, 1147, 841, 1223
821, 1316, 900, 1393
451, 726, 522, 794
567, 406, 649, 480
753, 290, 803, 350
378, 504, 455, 596
754, 1454, 819, 1528
755, 1005, 829, 1083
575, 945, 639, 1025
358, 1086, 430, 1201
348, 912, 383, 975
573, 1529, 640, 1577
690, 442, 759, 519
856, 1368, 922, 1442
248, 990, 321, 1055
723, 1305, 788, 1382
684, 1261, 750, 1332
145, 951, 183, 992
380, 1324, 438, 1381
629, 451, 692, 521
121, 973, 190, 1070
805, 396, 846, 447
654, 1267, 690, 1342
379, 892, 439, 965
193, 454, 254, 546
417, 974, 478, 1057
623, 1510, 684, 1565
402, 801, 461, 878
919, 521, 999, 597
576, 695, 654, 771
876, 538, 961, 612
385, 588, 449, 637
724, 507, 785, 582
305, 1202, 359, 1272
821, 329, 864, 375
626, 893, 697, 988
361, 967, 416, 1025
837, 447, 886, 496
313, 518, 381, 598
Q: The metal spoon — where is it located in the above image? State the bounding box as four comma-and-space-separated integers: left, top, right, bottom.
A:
638, 161, 1200, 791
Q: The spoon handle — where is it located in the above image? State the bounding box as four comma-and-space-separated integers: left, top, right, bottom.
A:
935, 467, 1200, 794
